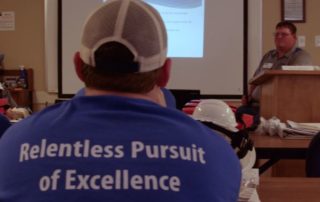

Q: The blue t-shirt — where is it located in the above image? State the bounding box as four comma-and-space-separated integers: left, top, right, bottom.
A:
0, 114, 10, 138
0, 95, 241, 202
75, 87, 177, 109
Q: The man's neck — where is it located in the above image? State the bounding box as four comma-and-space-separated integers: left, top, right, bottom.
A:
84, 86, 166, 107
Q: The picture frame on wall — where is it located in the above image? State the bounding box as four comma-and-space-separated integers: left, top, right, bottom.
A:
281, 0, 305, 23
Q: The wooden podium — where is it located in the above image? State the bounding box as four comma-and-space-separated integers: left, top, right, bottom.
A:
251, 70, 320, 177
250, 70, 320, 122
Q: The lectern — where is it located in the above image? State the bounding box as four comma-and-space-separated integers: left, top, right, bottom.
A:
250, 70, 320, 122
250, 70, 320, 177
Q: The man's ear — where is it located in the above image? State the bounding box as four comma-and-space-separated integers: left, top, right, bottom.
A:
156, 58, 171, 87
74, 52, 84, 82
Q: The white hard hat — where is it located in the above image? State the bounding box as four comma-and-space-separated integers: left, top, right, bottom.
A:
192, 99, 256, 171
192, 99, 238, 132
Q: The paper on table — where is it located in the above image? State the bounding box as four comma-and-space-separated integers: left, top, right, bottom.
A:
287, 120, 320, 133
282, 120, 320, 139
282, 133, 314, 139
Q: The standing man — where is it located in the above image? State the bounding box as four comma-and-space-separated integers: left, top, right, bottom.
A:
246, 21, 312, 104
238, 21, 313, 129
0, 0, 241, 201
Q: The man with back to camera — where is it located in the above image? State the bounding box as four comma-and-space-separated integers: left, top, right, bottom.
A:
0, 0, 241, 201
238, 21, 312, 128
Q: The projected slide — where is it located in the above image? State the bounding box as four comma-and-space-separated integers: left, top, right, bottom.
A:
103, 0, 205, 58
148, 0, 204, 57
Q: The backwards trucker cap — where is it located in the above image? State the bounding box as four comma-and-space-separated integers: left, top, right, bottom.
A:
79, 0, 168, 73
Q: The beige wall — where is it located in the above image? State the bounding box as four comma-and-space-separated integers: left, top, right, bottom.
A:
0, 0, 56, 110
263, 0, 320, 65
0, 0, 45, 89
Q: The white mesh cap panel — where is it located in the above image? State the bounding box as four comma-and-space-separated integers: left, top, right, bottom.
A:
122, 2, 167, 71
79, 0, 167, 72
80, 0, 121, 65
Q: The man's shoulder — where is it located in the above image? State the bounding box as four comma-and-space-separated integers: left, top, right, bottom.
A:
293, 47, 311, 56
290, 47, 313, 65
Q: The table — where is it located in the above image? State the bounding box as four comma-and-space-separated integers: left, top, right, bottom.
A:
250, 134, 311, 174
258, 177, 320, 202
